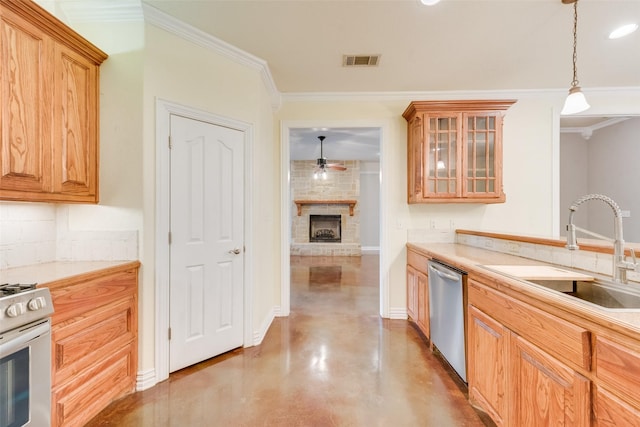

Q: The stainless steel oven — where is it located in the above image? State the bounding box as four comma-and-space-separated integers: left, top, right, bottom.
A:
0, 284, 54, 427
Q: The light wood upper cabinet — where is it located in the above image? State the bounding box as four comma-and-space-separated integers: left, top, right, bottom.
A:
0, 0, 107, 203
403, 100, 516, 204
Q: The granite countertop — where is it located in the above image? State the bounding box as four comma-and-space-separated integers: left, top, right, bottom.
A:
0, 260, 140, 287
408, 242, 640, 337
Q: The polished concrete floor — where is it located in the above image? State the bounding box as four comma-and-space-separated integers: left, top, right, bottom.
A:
86, 255, 493, 426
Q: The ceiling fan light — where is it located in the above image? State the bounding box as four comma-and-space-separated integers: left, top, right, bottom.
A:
609, 23, 639, 39
420, 0, 441, 5
561, 86, 590, 115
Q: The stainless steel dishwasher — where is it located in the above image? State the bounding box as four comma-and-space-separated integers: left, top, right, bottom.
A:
428, 259, 467, 382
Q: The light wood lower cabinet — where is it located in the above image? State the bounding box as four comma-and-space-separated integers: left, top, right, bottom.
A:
594, 385, 640, 426
511, 334, 590, 426
47, 262, 139, 427
468, 306, 509, 426
407, 265, 419, 322
468, 278, 591, 426
468, 275, 640, 426
407, 249, 429, 339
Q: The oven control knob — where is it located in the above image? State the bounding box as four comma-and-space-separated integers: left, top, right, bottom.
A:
6, 302, 26, 318
28, 296, 47, 311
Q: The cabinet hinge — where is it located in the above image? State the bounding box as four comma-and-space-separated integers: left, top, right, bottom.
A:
168, 135, 172, 149
168, 231, 172, 245
168, 327, 172, 340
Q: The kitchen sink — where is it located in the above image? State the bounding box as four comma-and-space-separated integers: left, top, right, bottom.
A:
529, 279, 640, 310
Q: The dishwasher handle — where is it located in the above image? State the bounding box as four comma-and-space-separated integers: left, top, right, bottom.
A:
428, 262, 461, 282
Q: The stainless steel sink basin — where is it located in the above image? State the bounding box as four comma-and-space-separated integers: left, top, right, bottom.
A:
529, 279, 640, 309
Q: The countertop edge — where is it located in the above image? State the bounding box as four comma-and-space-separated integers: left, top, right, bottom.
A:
1, 260, 141, 289
407, 242, 640, 341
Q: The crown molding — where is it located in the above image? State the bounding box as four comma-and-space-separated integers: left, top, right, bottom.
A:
141, 3, 281, 110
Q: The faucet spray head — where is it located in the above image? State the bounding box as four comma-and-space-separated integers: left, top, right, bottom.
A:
566, 209, 579, 250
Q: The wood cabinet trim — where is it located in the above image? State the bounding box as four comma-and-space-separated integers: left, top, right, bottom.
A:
1, 0, 107, 64
402, 99, 517, 119
469, 278, 592, 370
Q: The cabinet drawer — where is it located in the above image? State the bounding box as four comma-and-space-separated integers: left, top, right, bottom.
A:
52, 342, 136, 427
52, 297, 135, 385
407, 249, 429, 273
50, 270, 137, 324
468, 278, 591, 370
595, 336, 640, 408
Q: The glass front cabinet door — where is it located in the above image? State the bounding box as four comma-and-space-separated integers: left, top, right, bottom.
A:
403, 100, 516, 204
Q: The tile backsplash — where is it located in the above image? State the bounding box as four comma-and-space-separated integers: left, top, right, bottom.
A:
456, 232, 640, 284
0, 203, 138, 269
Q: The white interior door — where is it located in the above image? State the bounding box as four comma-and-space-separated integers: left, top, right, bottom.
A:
169, 114, 244, 373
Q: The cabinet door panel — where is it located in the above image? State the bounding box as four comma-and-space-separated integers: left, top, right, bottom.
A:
511, 334, 590, 427
406, 265, 419, 321
468, 306, 508, 426
594, 385, 640, 426
0, 10, 52, 193
53, 44, 98, 198
416, 270, 429, 338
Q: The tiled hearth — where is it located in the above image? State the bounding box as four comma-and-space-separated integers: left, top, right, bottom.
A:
290, 160, 361, 256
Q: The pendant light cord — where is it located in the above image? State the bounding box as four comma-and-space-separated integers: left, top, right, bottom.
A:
570, 1, 579, 88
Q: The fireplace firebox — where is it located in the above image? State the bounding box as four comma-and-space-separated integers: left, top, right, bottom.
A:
309, 215, 342, 242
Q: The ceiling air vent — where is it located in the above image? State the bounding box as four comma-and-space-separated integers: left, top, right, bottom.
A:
343, 54, 380, 67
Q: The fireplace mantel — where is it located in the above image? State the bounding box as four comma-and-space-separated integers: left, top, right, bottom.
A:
294, 199, 357, 216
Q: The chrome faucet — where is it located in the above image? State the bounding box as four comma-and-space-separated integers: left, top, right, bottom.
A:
566, 194, 637, 283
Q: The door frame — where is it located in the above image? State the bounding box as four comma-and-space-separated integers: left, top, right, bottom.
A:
155, 99, 253, 382
280, 120, 388, 317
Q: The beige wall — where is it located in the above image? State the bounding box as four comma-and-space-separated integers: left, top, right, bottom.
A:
39, 11, 280, 376
21, 0, 640, 385
274, 95, 577, 312
142, 24, 279, 371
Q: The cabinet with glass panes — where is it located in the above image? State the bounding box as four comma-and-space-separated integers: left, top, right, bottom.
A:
403, 100, 516, 204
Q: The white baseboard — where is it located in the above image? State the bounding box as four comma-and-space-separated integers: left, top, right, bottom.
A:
252, 306, 277, 346
388, 307, 408, 320
136, 369, 156, 391
361, 246, 380, 254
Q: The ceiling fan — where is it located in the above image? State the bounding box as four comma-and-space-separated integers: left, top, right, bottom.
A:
314, 135, 347, 179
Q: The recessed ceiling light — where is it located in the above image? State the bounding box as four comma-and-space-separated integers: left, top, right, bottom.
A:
609, 23, 639, 39
420, 0, 441, 5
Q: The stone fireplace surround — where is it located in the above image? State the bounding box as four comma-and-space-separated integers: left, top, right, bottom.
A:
290, 160, 361, 256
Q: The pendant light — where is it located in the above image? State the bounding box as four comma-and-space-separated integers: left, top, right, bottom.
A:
561, 0, 590, 115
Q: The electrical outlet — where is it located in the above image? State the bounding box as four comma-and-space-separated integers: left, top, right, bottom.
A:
621, 210, 631, 218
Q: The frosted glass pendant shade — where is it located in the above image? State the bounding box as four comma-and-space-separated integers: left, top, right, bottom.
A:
561, 86, 590, 115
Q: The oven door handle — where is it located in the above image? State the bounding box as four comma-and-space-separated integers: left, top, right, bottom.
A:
0, 321, 50, 357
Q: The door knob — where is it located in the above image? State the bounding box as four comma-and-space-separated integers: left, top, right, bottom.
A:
229, 248, 241, 255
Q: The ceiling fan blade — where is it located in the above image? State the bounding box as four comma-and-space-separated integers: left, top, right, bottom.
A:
327, 164, 347, 171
